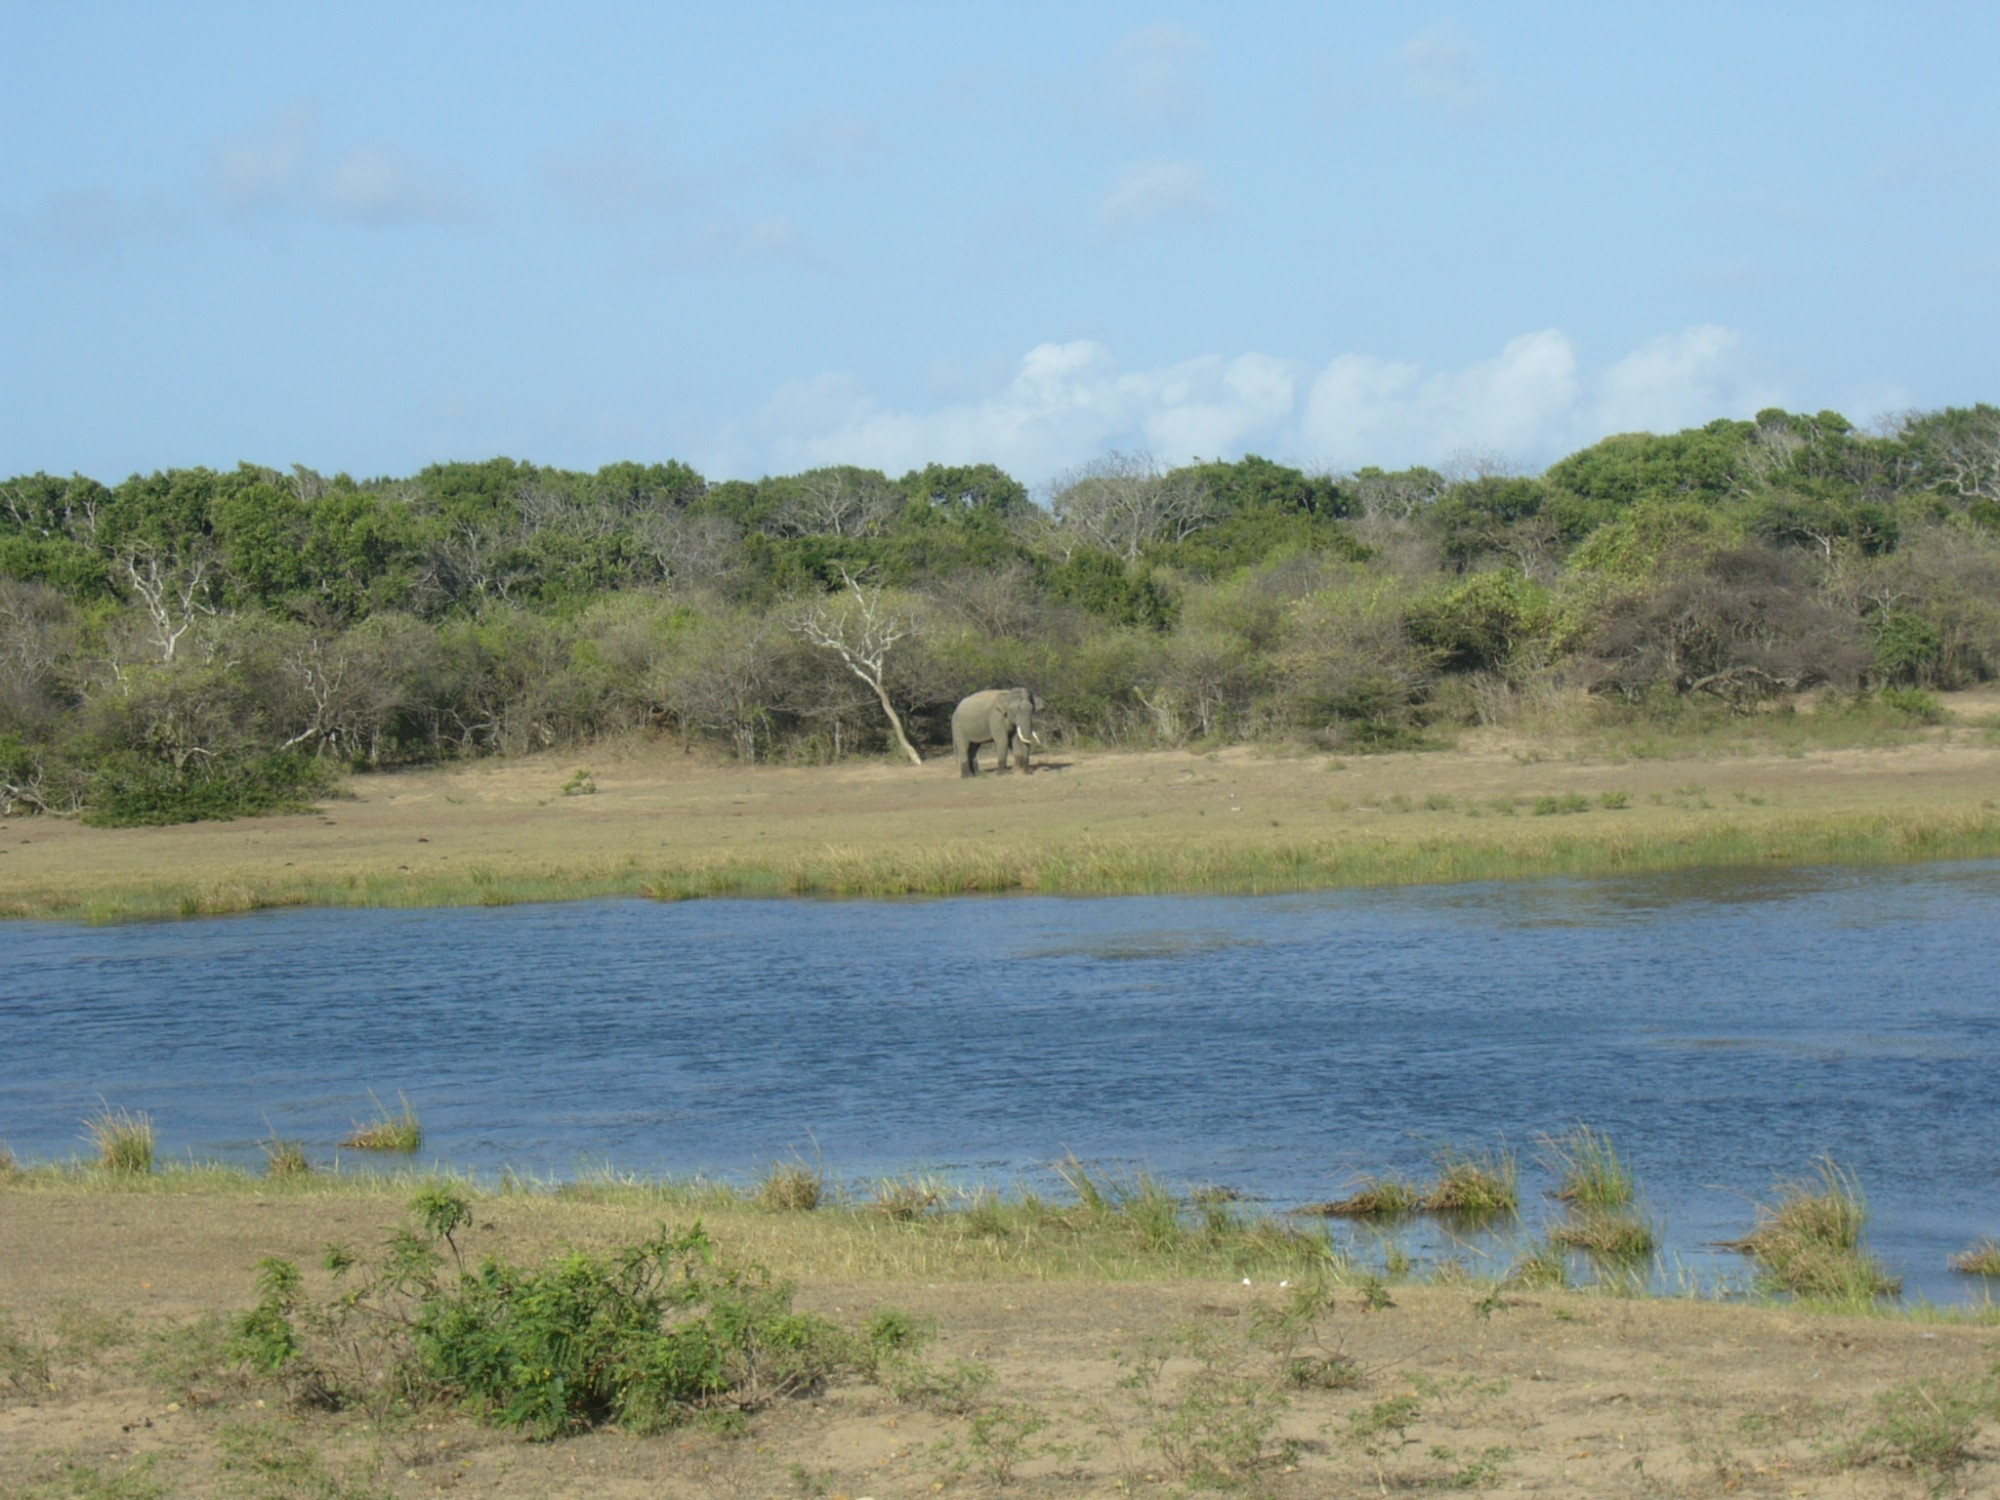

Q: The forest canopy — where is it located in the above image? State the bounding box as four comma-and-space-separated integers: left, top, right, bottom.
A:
4, 406, 1999, 823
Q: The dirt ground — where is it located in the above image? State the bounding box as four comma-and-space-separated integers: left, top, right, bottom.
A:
7, 702, 2000, 1493
3, 1190, 1998, 1498
4, 690, 2000, 917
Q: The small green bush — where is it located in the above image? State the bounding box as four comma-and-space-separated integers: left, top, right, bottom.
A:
232, 1192, 871, 1439
80, 750, 335, 828
1878, 686, 1946, 724
1531, 792, 1591, 816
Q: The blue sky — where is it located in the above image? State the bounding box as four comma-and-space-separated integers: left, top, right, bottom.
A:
4, 2, 1996, 488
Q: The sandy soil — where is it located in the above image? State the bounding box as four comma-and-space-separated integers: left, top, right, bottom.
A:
7, 704, 2000, 1493
3, 1190, 1998, 1498
5, 693, 2000, 917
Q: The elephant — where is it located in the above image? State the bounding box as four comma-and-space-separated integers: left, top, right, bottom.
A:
952, 688, 1044, 777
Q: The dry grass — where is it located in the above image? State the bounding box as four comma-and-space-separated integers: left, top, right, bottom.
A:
1728, 1159, 1902, 1303
754, 1158, 825, 1212
81, 1104, 153, 1174
259, 1137, 312, 1179
1298, 1177, 1424, 1220
340, 1096, 421, 1153
1421, 1148, 1519, 1220
5, 731, 2000, 920
1948, 1238, 2000, 1277
1549, 1209, 1657, 1260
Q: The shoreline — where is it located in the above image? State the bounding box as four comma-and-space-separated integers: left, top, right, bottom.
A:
4, 720, 1999, 922
4, 1154, 1995, 1315
6, 1171, 2000, 1496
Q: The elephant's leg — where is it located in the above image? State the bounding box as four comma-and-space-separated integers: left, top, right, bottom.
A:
1017, 735, 1032, 774
991, 715, 1014, 772
955, 732, 976, 777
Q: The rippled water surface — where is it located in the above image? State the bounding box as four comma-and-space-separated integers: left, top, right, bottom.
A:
8, 861, 2000, 1300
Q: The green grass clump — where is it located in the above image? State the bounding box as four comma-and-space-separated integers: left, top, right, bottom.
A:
1842, 1373, 2000, 1478
1948, 1237, 2000, 1276
340, 1096, 421, 1153
1531, 792, 1591, 816
1539, 1125, 1637, 1209
1549, 1209, 1657, 1261
1300, 1176, 1423, 1220
1729, 1159, 1901, 1303
83, 1105, 154, 1174
260, 1137, 312, 1179
1422, 1149, 1518, 1220
755, 1158, 825, 1212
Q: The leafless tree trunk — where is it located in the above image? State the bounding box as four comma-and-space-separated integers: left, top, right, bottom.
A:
790, 570, 924, 766
118, 542, 215, 663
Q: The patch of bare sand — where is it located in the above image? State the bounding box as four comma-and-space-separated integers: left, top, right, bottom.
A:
4, 1191, 1995, 1497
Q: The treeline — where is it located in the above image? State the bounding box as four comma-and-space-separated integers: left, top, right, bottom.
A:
3, 406, 1999, 821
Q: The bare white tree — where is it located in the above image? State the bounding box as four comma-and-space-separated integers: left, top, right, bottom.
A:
1047, 452, 1218, 561
789, 570, 924, 766
117, 541, 215, 663
767, 467, 904, 539
633, 509, 746, 594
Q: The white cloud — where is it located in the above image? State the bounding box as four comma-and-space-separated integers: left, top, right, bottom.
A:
1303, 330, 1580, 469
322, 145, 468, 224
1588, 325, 1774, 435
1301, 326, 1778, 470
720, 326, 1777, 484
739, 342, 1295, 482
1397, 24, 1485, 114
1098, 159, 1218, 232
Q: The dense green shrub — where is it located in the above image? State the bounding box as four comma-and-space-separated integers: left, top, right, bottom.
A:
232, 1192, 879, 1439
80, 750, 335, 827
5, 410, 2000, 809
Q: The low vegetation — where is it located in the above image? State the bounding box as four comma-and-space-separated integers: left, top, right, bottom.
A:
1727, 1158, 1902, 1304
339, 1096, 421, 1154
1420, 1147, 1519, 1220
227, 1188, 897, 1439
1948, 1237, 2000, 1277
6, 407, 2000, 828
1540, 1124, 1637, 1208
81, 1103, 153, 1175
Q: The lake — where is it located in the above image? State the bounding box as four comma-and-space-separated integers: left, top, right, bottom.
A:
6, 861, 2000, 1302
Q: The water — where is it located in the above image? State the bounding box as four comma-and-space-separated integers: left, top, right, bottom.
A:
6, 861, 2000, 1302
